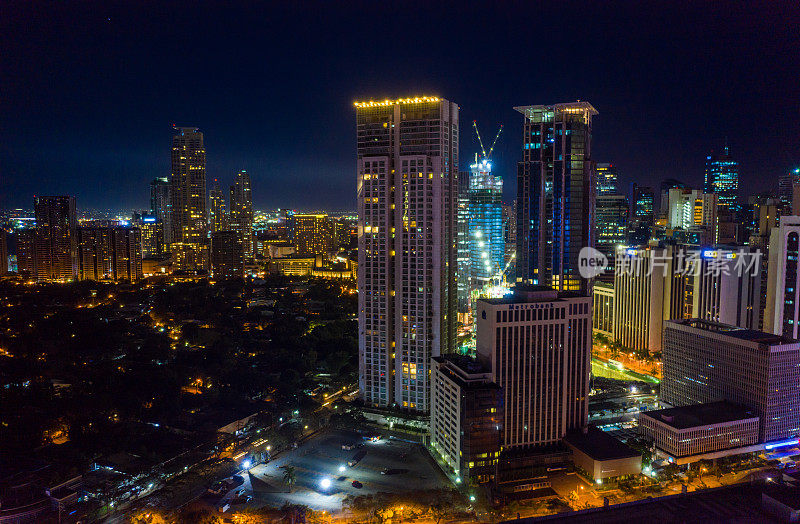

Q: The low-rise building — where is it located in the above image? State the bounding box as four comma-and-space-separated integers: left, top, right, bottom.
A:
639, 401, 760, 464
563, 426, 641, 481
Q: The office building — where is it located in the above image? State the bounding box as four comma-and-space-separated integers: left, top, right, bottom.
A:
639, 401, 760, 464
457, 170, 471, 314
169, 127, 207, 265
229, 170, 254, 259
592, 281, 614, 336
476, 285, 591, 448
596, 163, 618, 195
32, 196, 78, 282
77, 226, 142, 282
430, 354, 501, 483
293, 214, 336, 256
356, 96, 458, 412
778, 168, 800, 206
704, 144, 739, 212
150, 176, 171, 243
612, 245, 761, 353
138, 215, 164, 258
595, 194, 628, 281
630, 183, 655, 224
765, 216, 800, 338
515, 101, 597, 294
661, 319, 800, 443
211, 230, 244, 280
469, 156, 504, 288
665, 188, 717, 231
209, 179, 227, 233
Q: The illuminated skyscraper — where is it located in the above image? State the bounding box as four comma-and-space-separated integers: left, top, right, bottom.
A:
704, 144, 739, 212
138, 215, 164, 257
468, 157, 504, 288
0, 229, 7, 274
595, 194, 628, 281
229, 170, 254, 259
169, 127, 207, 250
778, 168, 800, 206
209, 179, 227, 233
77, 226, 142, 282
596, 163, 618, 195
356, 96, 458, 412
293, 213, 336, 255
515, 101, 597, 294
150, 176, 171, 242
32, 196, 78, 281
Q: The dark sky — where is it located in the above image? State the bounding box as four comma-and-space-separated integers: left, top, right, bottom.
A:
1, 1, 798, 211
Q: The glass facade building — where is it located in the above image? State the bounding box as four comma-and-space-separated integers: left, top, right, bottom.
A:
515, 102, 597, 294
468, 158, 504, 288
457, 170, 471, 314
596, 162, 618, 195
704, 144, 739, 212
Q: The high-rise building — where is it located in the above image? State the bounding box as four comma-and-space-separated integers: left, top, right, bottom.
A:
778, 168, 800, 206
293, 214, 336, 256
704, 144, 739, 212
229, 170, 254, 259
595, 194, 628, 281
77, 226, 142, 282
138, 215, 164, 258
0, 229, 7, 275
456, 171, 471, 315
765, 216, 800, 338
32, 196, 78, 281
468, 156, 504, 288
661, 319, 800, 443
596, 163, 618, 195
209, 179, 227, 233
515, 102, 597, 294
356, 96, 458, 412
476, 285, 591, 448
613, 245, 761, 353
501, 202, 516, 283
150, 177, 171, 243
430, 354, 500, 483
630, 183, 655, 224
211, 230, 244, 280
169, 127, 207, 255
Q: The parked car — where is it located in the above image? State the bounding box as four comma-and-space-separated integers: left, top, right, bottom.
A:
352, 480, 363, 488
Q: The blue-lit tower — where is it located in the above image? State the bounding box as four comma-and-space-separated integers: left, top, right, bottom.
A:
704, 143, 739, 212
468, 155, 504, 287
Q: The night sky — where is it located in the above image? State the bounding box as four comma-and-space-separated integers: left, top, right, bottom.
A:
1, 1, 798, 211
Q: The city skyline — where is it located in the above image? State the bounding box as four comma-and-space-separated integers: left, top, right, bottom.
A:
2, 3, 799, 210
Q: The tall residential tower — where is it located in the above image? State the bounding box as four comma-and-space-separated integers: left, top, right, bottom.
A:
356, 96, 458, 412
169, 127, 207, 264
229, 170, 254, 260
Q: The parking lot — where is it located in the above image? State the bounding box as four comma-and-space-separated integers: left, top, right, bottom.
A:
234, 427, 451, 512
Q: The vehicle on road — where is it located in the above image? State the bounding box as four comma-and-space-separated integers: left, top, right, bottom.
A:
348, 449, 367, 467
352, 480, 363, 488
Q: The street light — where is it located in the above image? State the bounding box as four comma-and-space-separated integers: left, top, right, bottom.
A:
242, 459, 251, 469
339, 465, 346, 472
320, 477, 332, 490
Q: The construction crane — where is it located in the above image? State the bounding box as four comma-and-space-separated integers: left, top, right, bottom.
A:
472, 120, 503, 161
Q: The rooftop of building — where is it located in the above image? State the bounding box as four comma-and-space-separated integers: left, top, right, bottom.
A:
479, 284, 585, 305
563, 425, 640, 461
432, 354, 497, 390
668, 318, 795, 345
639, 401, 758, 430
501, 483, 798, 523
514, 101, 598, 116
